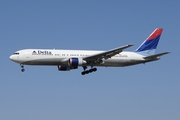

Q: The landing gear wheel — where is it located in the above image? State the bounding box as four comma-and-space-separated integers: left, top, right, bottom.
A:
20, 64, 25, 72
81, 71, 85, 75
81, 66, 97, 75
89, 69, 93, 73
21, 69, 25, 72
93, 68, 97, 72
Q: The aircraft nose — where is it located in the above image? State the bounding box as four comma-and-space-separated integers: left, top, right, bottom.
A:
9, 55, 13, 60
9, 55, 16, 61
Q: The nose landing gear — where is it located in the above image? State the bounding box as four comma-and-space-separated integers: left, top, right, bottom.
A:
20, 64, 25, 72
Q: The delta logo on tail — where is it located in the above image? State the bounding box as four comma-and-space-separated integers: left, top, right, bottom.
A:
135, 28, 163, 55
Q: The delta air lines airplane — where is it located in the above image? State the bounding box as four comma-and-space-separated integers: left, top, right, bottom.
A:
9, 28, 170, 75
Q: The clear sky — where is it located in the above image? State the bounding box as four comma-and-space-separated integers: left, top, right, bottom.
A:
0, 0, 179, 120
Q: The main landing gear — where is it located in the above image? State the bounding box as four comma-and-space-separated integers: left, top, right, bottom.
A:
81, 66, 97, 75
20, 64, 25, 72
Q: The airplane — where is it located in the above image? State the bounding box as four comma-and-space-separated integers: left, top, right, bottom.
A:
9, 28, 170, 75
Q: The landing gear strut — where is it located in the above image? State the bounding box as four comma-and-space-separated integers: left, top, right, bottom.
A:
20, 64, 25, 72
81, 66, 97, 75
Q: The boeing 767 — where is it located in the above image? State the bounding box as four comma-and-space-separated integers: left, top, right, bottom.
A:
9, 28, 170, 75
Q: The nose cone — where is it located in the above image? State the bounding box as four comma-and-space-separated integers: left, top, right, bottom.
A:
9, 55, 13, 61
9, 55, 17, 62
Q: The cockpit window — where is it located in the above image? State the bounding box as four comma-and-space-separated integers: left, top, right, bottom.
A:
13, 52, 19, 55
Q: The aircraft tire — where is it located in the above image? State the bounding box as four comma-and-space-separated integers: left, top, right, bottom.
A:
21, 69, 25, 72
93, 68, 97, 72
81, 71, 85, 75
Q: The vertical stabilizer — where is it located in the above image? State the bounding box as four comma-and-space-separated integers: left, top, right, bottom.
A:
135, 28, 163, 55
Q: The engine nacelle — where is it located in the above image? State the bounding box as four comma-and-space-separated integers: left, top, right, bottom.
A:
58, 65, 70, 71
68, 58, 87, 67
57, 65, 78, 71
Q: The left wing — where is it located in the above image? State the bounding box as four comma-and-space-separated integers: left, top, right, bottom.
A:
83, 44, 133, 63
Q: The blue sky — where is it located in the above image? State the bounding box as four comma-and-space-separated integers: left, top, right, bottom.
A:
0, 0, 179, 120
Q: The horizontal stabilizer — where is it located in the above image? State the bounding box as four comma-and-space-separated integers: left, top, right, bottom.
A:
143, 52, 170, 59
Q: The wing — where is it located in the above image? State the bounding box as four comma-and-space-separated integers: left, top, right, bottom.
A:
83, 44, 133, 63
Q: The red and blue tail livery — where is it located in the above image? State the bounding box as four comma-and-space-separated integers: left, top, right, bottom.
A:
135, 28, 163, 55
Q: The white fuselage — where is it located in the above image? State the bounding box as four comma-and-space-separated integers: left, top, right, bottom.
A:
9, 49, 147, 67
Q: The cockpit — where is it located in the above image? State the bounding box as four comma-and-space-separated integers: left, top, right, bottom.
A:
9, 51, 21, 63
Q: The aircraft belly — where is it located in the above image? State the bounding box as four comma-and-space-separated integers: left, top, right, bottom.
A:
22, 57, 64, 65
103, 58, 131, 66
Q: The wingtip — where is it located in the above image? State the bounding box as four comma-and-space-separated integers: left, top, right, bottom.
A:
128, 44, 134, 46
165, 51, 171, 54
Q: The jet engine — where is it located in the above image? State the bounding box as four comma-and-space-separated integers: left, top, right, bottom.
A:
57, 65, 78, 71
68, 58, 87, 67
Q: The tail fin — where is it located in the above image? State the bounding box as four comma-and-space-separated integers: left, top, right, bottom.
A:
135, 28, 163, 55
